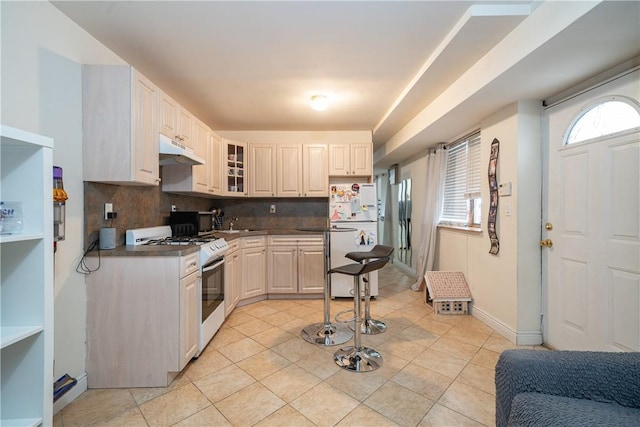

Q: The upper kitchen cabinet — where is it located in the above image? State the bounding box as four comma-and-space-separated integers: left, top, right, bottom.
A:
224, 139, 247, 196
248, 143, 325, 198
248, 143, 305, 197
191, 118, 210, 193
277, 144, 303, 197
158, 90, 194, 150
162, 119, 211, 196
83, 65, 160, 186
176, 107, 194, 150
158, 90, 178, 141
208, 132, 223, 195
303, 144, 328, 197
328, 143, 372, 178
162, 127, 225, 198
248, 143, 276, 197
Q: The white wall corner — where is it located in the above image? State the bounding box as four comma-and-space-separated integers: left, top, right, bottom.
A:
471, 304, 543, 346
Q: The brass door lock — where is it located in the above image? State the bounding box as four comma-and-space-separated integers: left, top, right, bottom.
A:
540, 239, 553, 248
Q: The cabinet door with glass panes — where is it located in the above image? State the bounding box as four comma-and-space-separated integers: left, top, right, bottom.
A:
224, 139, 247, 196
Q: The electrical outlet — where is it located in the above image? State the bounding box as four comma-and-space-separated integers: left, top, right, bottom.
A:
171, 205, 177, 212
104, 203, 113, 220
270, 204, 276, 214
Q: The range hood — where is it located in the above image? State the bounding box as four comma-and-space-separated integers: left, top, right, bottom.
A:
159, 133, 205, 166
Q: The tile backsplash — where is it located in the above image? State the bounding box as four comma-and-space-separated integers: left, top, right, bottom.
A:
85, 178, 328, 246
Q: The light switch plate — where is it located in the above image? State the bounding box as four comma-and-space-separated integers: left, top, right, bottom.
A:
498, 182, 512, 196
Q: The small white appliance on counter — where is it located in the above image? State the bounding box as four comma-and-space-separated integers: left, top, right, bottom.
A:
126, 226, 228, 354
329, 182, 379, 298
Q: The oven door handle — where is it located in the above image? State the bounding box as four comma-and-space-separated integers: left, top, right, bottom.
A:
202, 259, 224, 273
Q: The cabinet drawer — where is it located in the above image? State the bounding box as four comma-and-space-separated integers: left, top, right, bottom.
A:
268, 235, 323, 246
295, 236, 323, 245
226, 239, 241, 253
268, 236, 298, 246
180, 253, 199, 277
241, 236, 266, 248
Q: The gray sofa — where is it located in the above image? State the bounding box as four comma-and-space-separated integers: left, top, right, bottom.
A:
495, 349, 640, 426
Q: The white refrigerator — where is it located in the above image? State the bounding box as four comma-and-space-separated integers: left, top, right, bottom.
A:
329, 182, 379, 298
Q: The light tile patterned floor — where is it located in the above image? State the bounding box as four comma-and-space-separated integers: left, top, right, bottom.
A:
55, 264, 543, 426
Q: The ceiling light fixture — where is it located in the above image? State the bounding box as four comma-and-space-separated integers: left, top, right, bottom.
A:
310, 95, 328, 111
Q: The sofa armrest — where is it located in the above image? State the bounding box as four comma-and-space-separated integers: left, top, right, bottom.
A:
495, 349, 640, 427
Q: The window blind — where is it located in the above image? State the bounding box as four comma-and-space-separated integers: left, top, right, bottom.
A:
464, 133, 482, 200
440, 132, 481, 225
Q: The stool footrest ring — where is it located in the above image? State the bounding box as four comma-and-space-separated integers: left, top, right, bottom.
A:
334, 309, 356, 324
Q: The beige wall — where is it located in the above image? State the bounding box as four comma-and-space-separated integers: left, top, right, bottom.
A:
435, 101, 542, 344
1, 0, 124, 401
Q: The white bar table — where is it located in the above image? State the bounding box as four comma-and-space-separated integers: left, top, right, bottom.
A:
298, 226, 355, 346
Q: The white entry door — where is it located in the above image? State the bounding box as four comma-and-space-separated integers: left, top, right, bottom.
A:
543, 71, 640, 351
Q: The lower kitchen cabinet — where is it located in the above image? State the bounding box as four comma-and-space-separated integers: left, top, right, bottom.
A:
180, 262, 199, 369
86, 251, 200, 388
224, 239, 241, 316
267, 245, 298, 293
298, 245, 325, 293
241, 237, 267, 300
267, 235, 324, 294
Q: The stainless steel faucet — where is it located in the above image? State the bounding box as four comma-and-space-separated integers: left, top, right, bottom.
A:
229, 217, 239, 230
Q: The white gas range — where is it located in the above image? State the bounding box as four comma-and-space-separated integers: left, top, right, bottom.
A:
126, 225, 228, 353
126, 225, 228, 265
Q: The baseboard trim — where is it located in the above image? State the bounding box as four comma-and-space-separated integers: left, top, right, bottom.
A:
514, 330, 544, 346
53, 373, 87, 415
471, 305, 517, 342
471, 305, 543, 346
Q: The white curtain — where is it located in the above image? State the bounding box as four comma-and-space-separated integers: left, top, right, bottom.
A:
411, 145, 446, 291
382, 176, 393, 247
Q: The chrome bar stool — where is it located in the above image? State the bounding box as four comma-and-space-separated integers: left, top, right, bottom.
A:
329, 256, 389, 372
345, 244, 394, 335
298, 227, 354, 346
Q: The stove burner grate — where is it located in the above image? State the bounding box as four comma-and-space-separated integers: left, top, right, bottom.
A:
144, 236, 211, 246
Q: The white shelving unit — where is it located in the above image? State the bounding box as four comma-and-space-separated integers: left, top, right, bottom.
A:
1, 125, 54, 426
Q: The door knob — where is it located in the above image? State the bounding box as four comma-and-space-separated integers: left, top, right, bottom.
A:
540, 239, 553, 248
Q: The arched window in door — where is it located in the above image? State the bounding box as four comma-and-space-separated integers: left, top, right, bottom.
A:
564, 96, 640, 145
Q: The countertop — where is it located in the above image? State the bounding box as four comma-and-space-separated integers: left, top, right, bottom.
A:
90, 228, 323, 257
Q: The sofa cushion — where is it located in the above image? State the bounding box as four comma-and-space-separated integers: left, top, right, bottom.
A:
508, 392, 640, 427
495, 350, 640, 427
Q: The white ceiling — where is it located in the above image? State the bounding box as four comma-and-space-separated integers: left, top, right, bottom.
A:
52, 1, 640, 168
